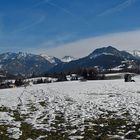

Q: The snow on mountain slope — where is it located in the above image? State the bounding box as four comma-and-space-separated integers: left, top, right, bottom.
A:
89, 46, 135, 60
1, 78, 140, 139
90, 52, 114, 59
40, 54, 62, 65
61, 56, 76, 62
0, 52, 54, 75
129, 50, 140, 58
88, 46, 121, 59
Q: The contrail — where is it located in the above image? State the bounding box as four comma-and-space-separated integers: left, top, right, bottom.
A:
13, 15, 46, 33
98, 0, 138, 16
43, 0, 90, 26
13, 0, 89, 34
12, 0, 48, 34
23, 0, 90, 27
31, 0, 51, 9
44, 0, 75, 17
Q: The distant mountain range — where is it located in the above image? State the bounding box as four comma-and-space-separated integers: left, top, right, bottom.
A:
0, 46, 140, 76
49, 46, 139, 73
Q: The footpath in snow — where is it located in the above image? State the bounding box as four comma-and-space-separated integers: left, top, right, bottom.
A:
0, 76, 140, 139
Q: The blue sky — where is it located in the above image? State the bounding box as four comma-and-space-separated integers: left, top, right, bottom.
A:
0, 0, 140, 57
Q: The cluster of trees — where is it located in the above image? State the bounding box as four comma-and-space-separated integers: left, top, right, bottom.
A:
0, 81, 13, 89
44, 67, 105, 81
44, 72, 67, 82
78, 67, 106, 80
77, 67, 99, 80
15, 79, 24, 87
33, 78, 52, 84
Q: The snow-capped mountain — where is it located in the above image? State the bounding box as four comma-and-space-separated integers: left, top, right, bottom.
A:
0, 52, 55, 75
40, 54, 62, 65
61, 56, 76, 62
89, 46, 135, 60
49, 46, 139, 73
88, 46, 122, 59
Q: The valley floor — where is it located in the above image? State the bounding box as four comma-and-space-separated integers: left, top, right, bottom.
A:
0, 77, 140, 139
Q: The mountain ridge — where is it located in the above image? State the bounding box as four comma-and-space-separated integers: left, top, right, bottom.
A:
0, 52, 54, 76
0, 46, 139, 75
48, 46, 139, 73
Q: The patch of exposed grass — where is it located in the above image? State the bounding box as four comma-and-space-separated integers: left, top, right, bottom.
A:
0, 125, 11, 140
0, 106, 11, 112
1, 104, 140, 140
39, 101, 46, 107
19, 122, 47, 140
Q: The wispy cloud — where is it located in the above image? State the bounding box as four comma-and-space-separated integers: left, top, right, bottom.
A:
99, 0, 138, 16
39, 33, 77, 48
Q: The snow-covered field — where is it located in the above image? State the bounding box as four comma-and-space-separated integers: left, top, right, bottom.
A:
1, 76, 140, 139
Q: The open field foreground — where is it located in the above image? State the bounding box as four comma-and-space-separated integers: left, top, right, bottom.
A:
1, 77, 140, 139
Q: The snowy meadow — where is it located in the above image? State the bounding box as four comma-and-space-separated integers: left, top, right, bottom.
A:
0, 76, 140, 139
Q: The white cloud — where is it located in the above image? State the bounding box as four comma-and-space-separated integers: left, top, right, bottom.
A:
40, 33, 77, 48
34, 30, 140, 58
